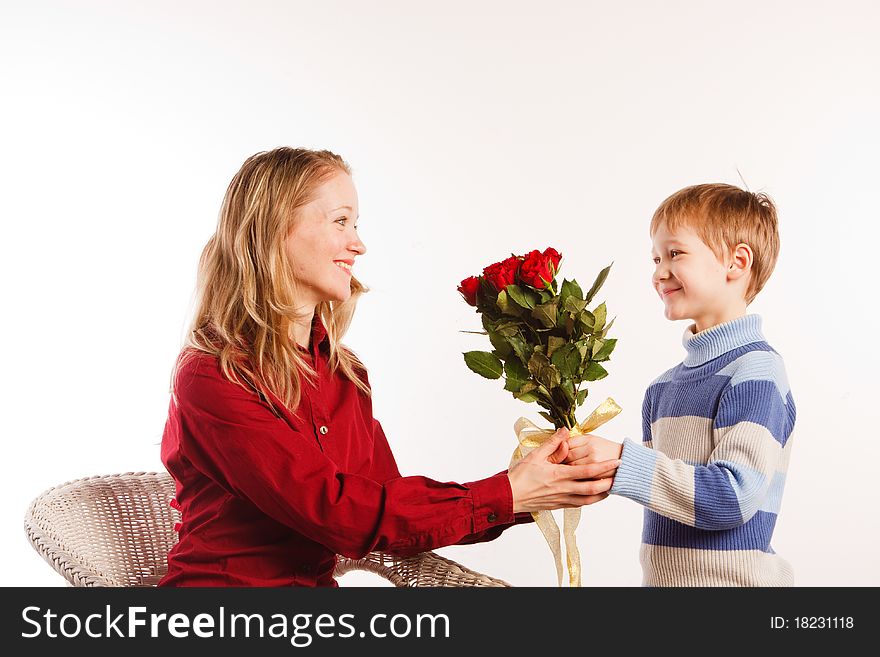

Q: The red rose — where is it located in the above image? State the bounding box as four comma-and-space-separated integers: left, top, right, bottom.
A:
457, 276, 480, 306
519, 249, 555, 289
482, 256, 520, 292
543, 247, 562, 274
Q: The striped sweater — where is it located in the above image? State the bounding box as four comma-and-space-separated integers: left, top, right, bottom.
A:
610, 315, 796, 586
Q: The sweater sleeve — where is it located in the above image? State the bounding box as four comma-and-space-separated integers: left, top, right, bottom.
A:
611, 362, 795, 530
174, 362, 516, 559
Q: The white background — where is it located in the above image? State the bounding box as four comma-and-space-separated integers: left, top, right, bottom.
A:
2, 0, 878, 587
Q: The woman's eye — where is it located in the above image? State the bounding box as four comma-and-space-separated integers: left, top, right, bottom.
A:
335, 217, 347, 227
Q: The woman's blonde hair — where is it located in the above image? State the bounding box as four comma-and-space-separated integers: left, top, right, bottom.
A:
173, 147, 370, 415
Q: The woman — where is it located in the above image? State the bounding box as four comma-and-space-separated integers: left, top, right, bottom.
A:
159, 147, 620, 586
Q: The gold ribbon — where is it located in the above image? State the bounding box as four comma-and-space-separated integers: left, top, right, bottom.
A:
508, 397, 622, 587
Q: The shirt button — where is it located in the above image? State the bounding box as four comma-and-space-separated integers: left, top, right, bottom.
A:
319, 425, 329, 435
487, 512, 498, 522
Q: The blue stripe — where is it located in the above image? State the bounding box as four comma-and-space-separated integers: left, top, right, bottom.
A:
705, 459, 770, 524
675, 343, 775, 383
647, 375, 729, 421
694, 464, 743, 529
760, 472, 786, 514
650, 366, 677, 385
716, 349, 791, 398
641, 394, 652, 443
682, 315, 766, 366
643, 509, 778, 551
715, 380, 795, 445
611, 440, 658, 507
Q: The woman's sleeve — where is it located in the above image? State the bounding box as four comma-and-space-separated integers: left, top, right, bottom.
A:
175, 362, 516, 559
367, 418, 533, 547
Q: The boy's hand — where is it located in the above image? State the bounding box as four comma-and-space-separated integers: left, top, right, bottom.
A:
565, 433, 623, 475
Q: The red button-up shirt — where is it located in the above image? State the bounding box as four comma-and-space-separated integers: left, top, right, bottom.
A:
159, 319, 527, 586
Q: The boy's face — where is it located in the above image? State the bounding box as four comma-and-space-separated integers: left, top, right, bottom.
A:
651, 222, 745, 332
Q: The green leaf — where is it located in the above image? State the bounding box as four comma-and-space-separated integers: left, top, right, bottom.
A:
591, 337, 605, 358
585, 263, 612, 304
527, 351, 550, 379
528, 351, 561, 389
496, 289, 520, 316
593, 338, 617, 361
560, 278, 584, 302
576, 388, 588, 407
503, 378, 522, 392
508, 334, 532, 366
563, 295, 587, 314
559, 379, 576, 404
551, 343, 581, 378
503, 358, 530, 391
514, 380, 538, 402
592, 302, 607, 334
487, 329, 512, 358
543, 366, 561, 390
602, 316, 616, 338
463, 351, 503, 379
494, 321, 520, 337
538, 411, 556, 426
578, 309, 595, 333
584, 361, 609, 381
546, 336, 566, 358
531, 300, 559, 328
506, 285, 536, 310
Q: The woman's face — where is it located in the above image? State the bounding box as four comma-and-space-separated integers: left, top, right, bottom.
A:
285, 170, 366, 311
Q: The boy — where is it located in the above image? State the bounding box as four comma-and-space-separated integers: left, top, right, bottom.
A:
567, 183, 796, 586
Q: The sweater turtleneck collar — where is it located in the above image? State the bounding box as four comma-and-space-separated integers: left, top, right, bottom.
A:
682, 314, 765, 367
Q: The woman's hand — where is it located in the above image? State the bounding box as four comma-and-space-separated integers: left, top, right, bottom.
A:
507, 428, 621, 513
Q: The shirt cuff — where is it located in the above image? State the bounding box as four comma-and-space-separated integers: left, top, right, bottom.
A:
467, 472, 514, 534
609, 437, 658, 505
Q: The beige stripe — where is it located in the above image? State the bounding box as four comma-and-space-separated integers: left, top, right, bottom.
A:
712, 422, 783, 474
650, 416, 713, 462
778, 436, 795, 471
650, 457, 696, 526
640, 544, 794, 586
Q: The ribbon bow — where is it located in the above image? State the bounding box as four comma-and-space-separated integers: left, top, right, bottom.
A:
508, 397, 622, 587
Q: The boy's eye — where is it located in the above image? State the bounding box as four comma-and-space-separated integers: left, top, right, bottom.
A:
652, 257, 661, 265
670, 250, 681, 258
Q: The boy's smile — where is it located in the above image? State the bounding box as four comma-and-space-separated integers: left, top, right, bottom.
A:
651, 223, 748, 333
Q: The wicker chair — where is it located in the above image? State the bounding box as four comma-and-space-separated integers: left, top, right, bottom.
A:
24, 472, 511, 587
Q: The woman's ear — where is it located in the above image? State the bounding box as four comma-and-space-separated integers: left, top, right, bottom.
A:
727, 243, 753, 282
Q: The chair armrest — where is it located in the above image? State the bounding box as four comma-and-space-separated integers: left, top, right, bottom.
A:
334, 550, 511, 587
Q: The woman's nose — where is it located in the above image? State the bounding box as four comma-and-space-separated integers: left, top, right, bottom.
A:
349, 232, 366, 256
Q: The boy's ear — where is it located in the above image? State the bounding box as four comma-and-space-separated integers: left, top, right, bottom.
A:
727, 243, 753, 282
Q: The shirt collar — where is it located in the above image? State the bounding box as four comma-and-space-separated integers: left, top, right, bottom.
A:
682, 314, 765, 367
310, 315, 329, 353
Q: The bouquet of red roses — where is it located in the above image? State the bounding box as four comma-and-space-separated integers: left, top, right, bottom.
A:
458, 247, 621, 586
458, 248, 616, 430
